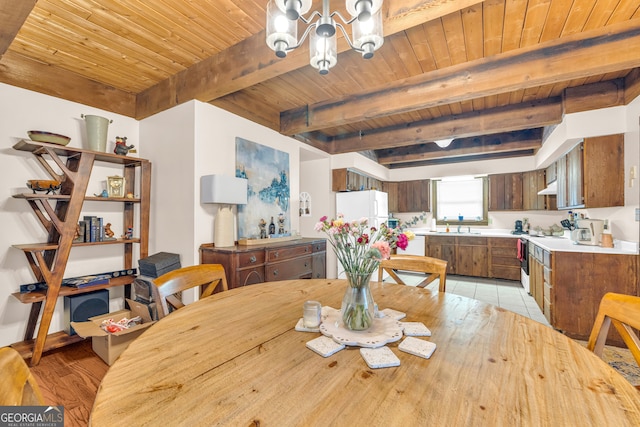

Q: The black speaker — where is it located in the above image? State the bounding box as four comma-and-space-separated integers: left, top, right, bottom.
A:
64, 289, 109, 335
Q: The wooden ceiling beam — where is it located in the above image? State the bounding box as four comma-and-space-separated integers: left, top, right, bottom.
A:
280, 19, 640, 135
0, 0, 36, 57
328, 98, 561, 153
135, 0, 483, 120
376, 130, 542, 165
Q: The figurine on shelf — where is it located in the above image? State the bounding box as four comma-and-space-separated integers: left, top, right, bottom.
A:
278, 213, 285, 235
122, 227, 133, 240
104, 223, 116, 240
259, 218, 267, 239
94, 189, 109, 197
114, 136, 135, 156
73, 224, 82, 242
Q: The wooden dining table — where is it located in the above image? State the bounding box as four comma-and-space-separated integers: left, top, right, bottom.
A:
90, 279, 640, 426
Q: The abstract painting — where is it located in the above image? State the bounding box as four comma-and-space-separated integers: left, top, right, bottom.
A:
235, 137, 290, 239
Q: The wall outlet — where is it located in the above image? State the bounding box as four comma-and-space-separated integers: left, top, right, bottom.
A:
636, 208, 640, 222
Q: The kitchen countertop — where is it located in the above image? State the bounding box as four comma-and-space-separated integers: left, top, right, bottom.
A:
410, 228, 639, 255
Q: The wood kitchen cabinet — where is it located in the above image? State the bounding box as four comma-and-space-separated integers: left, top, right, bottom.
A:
527, 240, 638, 346
200, 238, 326, 289
489, 238, 521, 280
522, 170, 548, 211
382, 181, 398, 213
488, 172, 523, 211
555, 134, 624, 209
425, 235, 519, 280
332, 168, 382, 192
456, 237, 488, 277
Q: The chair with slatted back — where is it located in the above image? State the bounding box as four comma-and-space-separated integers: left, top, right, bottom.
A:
152, 264, 228, 319
586, 292, 640, 389
377, 254, 448, 292
0, 347, 45, 405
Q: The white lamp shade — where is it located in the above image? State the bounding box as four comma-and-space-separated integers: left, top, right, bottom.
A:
201, 175, 248, 205
435, 138, 454, 148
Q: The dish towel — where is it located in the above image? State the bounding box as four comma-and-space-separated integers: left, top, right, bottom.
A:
516, 240, 524, 261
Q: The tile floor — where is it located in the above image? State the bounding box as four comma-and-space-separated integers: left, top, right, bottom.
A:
392, 273, 551, 327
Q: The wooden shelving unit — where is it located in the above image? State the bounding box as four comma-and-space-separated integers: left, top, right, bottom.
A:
9, 139, 151, 365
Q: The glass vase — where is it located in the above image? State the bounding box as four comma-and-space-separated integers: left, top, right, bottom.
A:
341, 271, 375, 331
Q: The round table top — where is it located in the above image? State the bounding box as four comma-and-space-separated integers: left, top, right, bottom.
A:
91, 279, 640, 426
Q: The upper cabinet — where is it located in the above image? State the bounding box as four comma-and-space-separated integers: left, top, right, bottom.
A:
331, 168, 382, 192
383, 180, 430, 213
555, 134, 624, 210
488, 172, 523, 211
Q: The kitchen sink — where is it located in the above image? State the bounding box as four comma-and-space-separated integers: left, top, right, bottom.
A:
435, 231, 482, 235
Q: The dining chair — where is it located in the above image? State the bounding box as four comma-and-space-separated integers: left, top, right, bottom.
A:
378, 254, 447, 292
152, 264, 228, 319
0, 347, 45, 405
586, 292, 640, 389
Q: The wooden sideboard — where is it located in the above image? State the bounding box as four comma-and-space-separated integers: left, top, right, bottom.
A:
200, 238, 326, 289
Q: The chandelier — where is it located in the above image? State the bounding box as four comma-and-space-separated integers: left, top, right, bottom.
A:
266, 0, 384, 74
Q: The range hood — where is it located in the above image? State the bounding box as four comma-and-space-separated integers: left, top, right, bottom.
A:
537, 180, 557, 195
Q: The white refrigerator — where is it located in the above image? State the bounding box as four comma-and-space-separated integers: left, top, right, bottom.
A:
335, 190, 389, 229
335, 190, 389, 278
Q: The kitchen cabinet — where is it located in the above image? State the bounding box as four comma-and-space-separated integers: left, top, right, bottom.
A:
382, 182, 398, 213
489, 238, 521, 280
545, 163, 557, 184
9, 140, 151, 365
555, 134, 624, 209
383, 180, 430, 213
424, 235, 456, 274
488, 172, 523, 211
527, 240, 638, 346
398, 180, 430, 213
200, 238, 326, 289
456, 237, 488, 277
522, 170, 548, 210
332, 168, 382, 192
425, 235, 518, 280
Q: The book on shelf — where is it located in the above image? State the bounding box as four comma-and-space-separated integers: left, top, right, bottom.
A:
63, 274, 111, 288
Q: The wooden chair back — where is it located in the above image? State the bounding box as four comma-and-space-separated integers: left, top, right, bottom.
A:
152, 264, 228, 319
587, 292, 640, 388
378, 254, 448, 292
0, 347, 45, 405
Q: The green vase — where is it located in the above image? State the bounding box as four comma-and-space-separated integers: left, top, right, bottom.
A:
341, 272, 375, 331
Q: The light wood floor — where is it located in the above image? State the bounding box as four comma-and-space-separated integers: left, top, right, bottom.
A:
29, 339, 107, 427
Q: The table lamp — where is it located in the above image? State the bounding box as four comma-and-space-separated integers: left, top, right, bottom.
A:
201, 175, 248, 247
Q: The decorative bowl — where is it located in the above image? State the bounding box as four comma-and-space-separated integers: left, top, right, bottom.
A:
27, 180, 61, 194
27, 131, 71, 146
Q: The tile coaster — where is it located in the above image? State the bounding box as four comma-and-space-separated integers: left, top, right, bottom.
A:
401, 321, 432, 336
306, 335, 345, 357
360, 346, 401, 369
398, 337, 437, 359
380, 308, 407, 320
295, 318, 320, 332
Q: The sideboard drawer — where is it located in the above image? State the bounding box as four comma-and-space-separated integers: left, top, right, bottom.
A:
238, 250, 265, 269
265, 257, 312, 281
312, 240, 326, 252
267, 244, 312, 262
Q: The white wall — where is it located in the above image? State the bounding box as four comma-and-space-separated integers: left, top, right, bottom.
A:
0, 83, 140, 347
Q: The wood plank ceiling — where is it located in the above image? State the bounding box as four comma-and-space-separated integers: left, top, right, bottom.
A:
1, 0, 639, 168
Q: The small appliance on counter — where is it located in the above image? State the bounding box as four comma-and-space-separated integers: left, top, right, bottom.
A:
570, 219, 604, 246
511, 220, 527, 235
387, 218, 399, 229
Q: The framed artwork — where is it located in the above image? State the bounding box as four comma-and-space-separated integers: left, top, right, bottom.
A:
235, 137, 290, 239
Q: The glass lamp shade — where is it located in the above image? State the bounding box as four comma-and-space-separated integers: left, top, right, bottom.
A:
346, 0, 383, 21
310, 30, 337, 74
352, 8, 384, 59
266, 0, 298, 58
275, 0, 312, 20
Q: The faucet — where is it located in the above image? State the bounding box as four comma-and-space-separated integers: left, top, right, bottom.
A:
468, 226, 471, 233
457, 224, 461, 233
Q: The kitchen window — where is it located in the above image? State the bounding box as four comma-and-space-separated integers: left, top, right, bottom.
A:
432, 176, 488, 225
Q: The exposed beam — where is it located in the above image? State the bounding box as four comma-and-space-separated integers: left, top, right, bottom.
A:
135, 0, 483, 119
564, 79, 625, 114
377, 130, 542, 165
0, 0, 36, 57
280, 19, 640, 135
0, 51, 136, 117
625, 68, 640, 105
388, 150, 536, 169
328, 98, 562, 153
